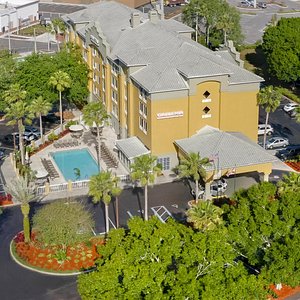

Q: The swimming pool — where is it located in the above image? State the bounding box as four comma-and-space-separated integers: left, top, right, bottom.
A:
51, 148, 99, 181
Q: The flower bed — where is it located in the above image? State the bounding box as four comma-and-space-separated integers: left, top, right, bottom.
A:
0, 194, 13, 206
12, 232, 104, 273
285, 161, 300, 172
269, 284, 300, 299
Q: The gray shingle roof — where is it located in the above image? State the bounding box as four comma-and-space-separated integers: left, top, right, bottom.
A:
116, 136, 150, 159
174, 126, 277, 171
64, 1, 263, 92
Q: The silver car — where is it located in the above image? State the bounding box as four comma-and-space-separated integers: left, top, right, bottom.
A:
266, 137, 289, 149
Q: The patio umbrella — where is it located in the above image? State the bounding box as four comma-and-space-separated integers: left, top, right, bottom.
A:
69, 124, 84, 132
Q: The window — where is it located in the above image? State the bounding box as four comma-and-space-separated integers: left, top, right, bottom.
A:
112, 90, 118, 102
92, 48, 97, 57
111, 75, 117, 89
203, 91, 210, 98
82, 50, 87, 62
139, 116, 147, 134
111, 61, 119, 75
157, 157, 170, 171
203, 106, 210, 114
93, 73, 97, 82
93, 61, 97, 70
139, 87, 147, 102
139, 101, 147, 118
112, 102, 118, 118
102, 67, 106, 79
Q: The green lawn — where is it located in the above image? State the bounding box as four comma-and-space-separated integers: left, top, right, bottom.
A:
18, 24, 48, 37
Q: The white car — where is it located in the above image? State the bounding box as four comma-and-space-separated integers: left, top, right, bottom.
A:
191, 178, 228, 198
283, 102, 299, 112
266, 137, 289, 149
258, 124, 274, 136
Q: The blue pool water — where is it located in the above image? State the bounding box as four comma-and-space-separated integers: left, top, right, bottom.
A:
52, 148, 99, 181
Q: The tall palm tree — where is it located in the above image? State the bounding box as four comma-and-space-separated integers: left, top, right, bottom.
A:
51, 18, 66, 52
186, 200, 223, 232
257, 86, 281, 149
82, 101, 110, 171
277, 173, 300, 196
30, 96, 52, 143
4, 84, 32, 165
5, 176, 36, 243
89, 171, 121, 233
49, 70, 71, 132
130, 154, 161, 221
176, 152, 210, 202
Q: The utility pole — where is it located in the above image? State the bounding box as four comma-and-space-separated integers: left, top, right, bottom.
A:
34, 28, 37, 53
195, 14, 198, 42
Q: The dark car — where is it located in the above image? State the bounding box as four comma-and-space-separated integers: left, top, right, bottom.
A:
276, 145, 300, 160
41, 113, 60, 123
4, 133, 33, 146
257, 2, 267, 8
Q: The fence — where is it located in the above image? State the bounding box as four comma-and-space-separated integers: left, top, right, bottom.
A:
36, 175, 131, 196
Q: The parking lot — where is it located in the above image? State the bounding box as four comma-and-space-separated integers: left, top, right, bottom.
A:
258, 96, 300, 155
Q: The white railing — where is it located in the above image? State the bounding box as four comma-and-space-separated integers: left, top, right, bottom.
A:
36, 175, 131, 196
72, 180, 90, 189
49, 182, 68, 192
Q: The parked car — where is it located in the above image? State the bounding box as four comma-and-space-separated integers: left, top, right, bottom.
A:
276, 145, 300, 160
4, 133, 34, 145
257, 2, 267, 8
266, 137, 289, 149
24, 126, 41, 137
258, 124, 274, 136
0, 148, 5, 160
191, 178, 227, 199
283, 102, 299, 113
287, 108, 298, 119
41, 113, 60, 124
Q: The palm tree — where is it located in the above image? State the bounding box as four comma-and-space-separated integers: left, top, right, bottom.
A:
4, 84, 33, 165
89, 171, 121, 233
176, 152, 210, 202
277, 173, 300, 196
49, 71, 71, 132
5, 176, 36, 243
30, 96, 52, 143
82, 101, 110, 171
130, 154, 161, 221
186, 200, 223, 231
51, 18, 66, 52
257, 86, 281, 149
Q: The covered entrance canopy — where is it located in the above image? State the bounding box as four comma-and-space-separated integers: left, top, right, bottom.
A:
174, 126, 278, 199
116, 136, 150, 170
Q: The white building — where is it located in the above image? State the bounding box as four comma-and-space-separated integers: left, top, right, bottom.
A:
0, 0, 39, 34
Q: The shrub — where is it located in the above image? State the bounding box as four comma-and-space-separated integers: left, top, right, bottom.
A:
47, 132, 59, 142
65, 120, 77, 129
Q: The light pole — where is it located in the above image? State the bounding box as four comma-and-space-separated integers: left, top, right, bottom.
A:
3, 13, 12, 53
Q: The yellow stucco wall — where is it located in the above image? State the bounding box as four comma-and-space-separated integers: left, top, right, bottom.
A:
220, 91, 259, 141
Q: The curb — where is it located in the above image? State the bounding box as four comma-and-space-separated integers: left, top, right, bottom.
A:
10, 239, 94, 277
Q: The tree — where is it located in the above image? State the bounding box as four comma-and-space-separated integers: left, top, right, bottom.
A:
49, 70, 71, 131
30, 96, 52, 143
0, 50, 16, 108
176, 152, 210, 202
130, 154, 161, 221
77, 217, 267, 300
183, 0, 243, 47
15, 50, 89, 106
277, 172, 300, 196
186, 200, 223, 231
88, 171, 121, 233
262, 18, 300, 82
257, 86, 281, 149
51, 18, 66, 52
33, 200, 94, 250
82, 101, 110, 171
5, 176, 36, 243
4, 84, 33, 165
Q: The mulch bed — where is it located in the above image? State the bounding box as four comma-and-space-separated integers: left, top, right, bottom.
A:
269, 284, 300, 299
285, 162, 300, 172
0, 194, 13, 206
13, 232, 104, 272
